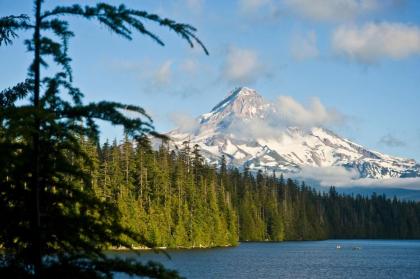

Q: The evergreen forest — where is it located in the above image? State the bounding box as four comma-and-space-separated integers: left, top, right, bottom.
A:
86, 137, 420, 248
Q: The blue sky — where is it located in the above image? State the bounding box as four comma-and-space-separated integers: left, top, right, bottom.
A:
1, 0, 420, 161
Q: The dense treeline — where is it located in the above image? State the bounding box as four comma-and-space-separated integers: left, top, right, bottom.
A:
84, 137, 420, 247
84, 137, 238, 248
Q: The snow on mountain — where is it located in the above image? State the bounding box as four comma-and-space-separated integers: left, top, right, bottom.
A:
167, 87, 420, 182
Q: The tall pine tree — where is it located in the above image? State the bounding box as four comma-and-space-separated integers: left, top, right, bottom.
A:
0, 1, 207, 278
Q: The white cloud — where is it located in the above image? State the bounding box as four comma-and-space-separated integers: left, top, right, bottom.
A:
274, 96, 345, 127
223, 95, 346, 139
238, 0, 281, 20
239, 0, 272, 13
185, 0, 204, 13
153, 60, 173, 87
169, 112, 200, 134
110, 59, 143, 72
298, 166, 420, 190
353, 177, 420, 190
332, 22, 420, 63
228, 117, 286, 139
132, 58, 209, 97
284, 0, 378, 22
299, 166, 360, 186
181, 58, 199, 74
379, 134, 406, 147
223, 46, 267, 84
240, 0, 403, 22
290, 31, 319, 60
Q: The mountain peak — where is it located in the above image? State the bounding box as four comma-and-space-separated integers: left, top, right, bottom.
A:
210, 87, 265, 114
231, 86, 259, 97
199, 87, 267, 127
169, 87, 420, 182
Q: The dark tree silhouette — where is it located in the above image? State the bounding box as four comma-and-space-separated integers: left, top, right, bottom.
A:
0, 1, 207, 278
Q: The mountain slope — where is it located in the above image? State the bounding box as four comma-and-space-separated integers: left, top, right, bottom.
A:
167, 87, 420, 181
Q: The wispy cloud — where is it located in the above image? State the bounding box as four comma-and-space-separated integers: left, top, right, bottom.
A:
332, 22, 420, 64
239, 0, 270, 11
222, 46, 268, 84
153, 60, 173, 87
238, 0, 403, 22
127, 58, 208, 97
228, 117, 286, 139
238, 0, 277, 15
168, 91, 347, 139
290, 31, 319, 61
298, 166, 360, 186
180, 58, 199, 74
224, 95, 347, 139
283, 0, 379, 22
109, 59, 143, 72
274, 96, 346, 128
353, 177, 420, 190
185, 0, 204, 14
379, 134, 406, 147
297, 165, 420, 190
168, 112, 200, 134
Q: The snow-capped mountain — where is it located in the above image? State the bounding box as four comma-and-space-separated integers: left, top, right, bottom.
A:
167, 87, 420, 181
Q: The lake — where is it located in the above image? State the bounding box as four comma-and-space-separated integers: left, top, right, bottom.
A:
113, 240, 420, 279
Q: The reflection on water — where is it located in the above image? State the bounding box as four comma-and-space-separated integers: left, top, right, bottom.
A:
113, 240, 420, 279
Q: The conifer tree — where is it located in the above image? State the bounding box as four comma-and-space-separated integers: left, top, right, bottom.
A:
0, 1, 207, 278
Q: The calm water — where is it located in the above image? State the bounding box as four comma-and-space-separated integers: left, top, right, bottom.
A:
113, 240, 420, 279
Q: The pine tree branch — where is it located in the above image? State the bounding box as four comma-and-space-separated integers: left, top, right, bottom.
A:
0, 80, 32, 107
0, 15, 32, 46
61, 101, 155, 139
41, 3, 209, 54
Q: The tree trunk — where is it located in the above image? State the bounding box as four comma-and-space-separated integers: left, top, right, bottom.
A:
31, 0, 43, 277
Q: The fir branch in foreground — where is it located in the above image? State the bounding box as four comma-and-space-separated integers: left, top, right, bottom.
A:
41, 3, 209, 54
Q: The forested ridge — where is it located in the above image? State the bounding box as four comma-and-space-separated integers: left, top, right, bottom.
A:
83, 137, 420, 247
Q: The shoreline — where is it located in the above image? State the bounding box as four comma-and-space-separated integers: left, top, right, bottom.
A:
108, 238, 420, 252
108, 243, 235, 251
